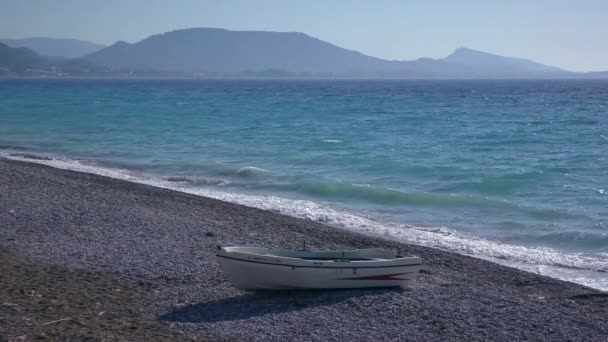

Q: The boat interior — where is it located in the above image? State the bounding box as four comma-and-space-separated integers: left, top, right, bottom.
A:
220, 246, 412, 261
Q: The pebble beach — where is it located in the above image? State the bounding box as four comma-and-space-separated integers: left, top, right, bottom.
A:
1, 157, 607, 341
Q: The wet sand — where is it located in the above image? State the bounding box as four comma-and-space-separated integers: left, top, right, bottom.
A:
1, 158, 607, 341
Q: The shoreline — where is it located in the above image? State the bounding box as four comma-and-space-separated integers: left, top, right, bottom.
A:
1, 149, 607, 292
3, 76, 608, 80
1, 157, 608, 341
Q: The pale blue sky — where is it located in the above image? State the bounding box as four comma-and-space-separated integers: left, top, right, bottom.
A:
2, 0, 607, 71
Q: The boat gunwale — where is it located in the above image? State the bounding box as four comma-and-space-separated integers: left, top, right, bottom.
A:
216, 253, 423, 269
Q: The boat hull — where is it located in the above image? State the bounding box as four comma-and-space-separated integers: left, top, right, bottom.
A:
216, 251, 422, 290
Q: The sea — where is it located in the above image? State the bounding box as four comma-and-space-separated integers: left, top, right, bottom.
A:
1, 78, 607, 290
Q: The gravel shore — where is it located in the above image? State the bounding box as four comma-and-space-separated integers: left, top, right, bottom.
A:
1, 158, 607, 341
0, 247, 191, 341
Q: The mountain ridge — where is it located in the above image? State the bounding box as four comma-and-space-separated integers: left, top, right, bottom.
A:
84, 28, 392, 74
2, 28, 606, 78
82, 28, 578, 78
0, 42, 45, 73
0, 37, 105, 58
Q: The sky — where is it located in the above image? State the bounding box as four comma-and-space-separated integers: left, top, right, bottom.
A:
1, 0, 607, 72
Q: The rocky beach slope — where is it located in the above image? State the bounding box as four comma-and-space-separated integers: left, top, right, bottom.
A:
1, 158, 607, 341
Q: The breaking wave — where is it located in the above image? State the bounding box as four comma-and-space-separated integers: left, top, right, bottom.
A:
166, 176, 229, 186
435, 171, 545, 195
283, 179, 578, 220
236, 166, 273, 178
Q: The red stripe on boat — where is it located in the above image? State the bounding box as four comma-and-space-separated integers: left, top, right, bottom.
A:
337, 272, 409, 280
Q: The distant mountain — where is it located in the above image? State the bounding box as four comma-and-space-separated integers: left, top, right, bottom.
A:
0, 37, 105, 58
0, 41, 186, 77
442, 47, 568, 77
0, 42, 45, 72
3, 29, 604, 78
84, 28, 392, 74
390, 48, 573, 77
82, 28, 581, 78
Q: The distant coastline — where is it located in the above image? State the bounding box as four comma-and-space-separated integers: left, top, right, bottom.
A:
3, 75, 608, 80
2, 29, 608, 79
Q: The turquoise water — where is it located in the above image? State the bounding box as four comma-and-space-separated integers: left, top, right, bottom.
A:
1, 78, 607, 289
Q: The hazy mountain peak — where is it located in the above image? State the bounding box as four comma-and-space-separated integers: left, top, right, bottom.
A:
112, 41, 130, 47
453, 46, 480, 53
442, 46, 566, 75
445, 47, 510, 63
162, 27, 309, 35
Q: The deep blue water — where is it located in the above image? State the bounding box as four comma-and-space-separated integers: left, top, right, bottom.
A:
1, 78, 607, 289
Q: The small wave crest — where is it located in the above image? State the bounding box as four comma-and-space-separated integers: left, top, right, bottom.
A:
8, 153, 53, 161
287, 179, 575, 219
534, 231, 608, 251
0, 144, 27, 151
437, 171, 544, 195
236, 166, 273, 178
166, 176, 194, 183
166, 176, 228, 186
296, 180, 485, 207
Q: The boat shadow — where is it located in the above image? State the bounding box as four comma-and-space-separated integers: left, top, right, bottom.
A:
159, 288, 402, 323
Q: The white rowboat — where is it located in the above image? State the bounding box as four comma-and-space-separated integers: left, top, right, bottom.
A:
216, 246, 422, 290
